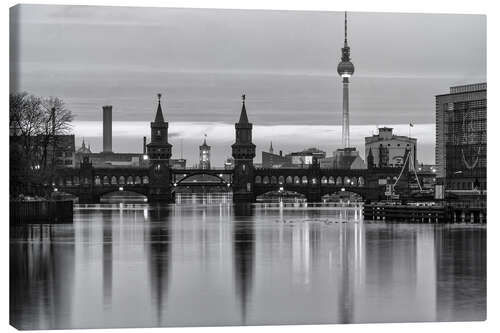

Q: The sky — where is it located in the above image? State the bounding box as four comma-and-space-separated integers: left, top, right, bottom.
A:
10, 5, 486, 166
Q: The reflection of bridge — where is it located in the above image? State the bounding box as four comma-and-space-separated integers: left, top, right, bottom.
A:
54, 95, 408, 203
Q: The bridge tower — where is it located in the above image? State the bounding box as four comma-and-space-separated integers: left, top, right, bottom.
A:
147, 93, 173, 203
78, 155, 98, 204
231, 94, 256, 202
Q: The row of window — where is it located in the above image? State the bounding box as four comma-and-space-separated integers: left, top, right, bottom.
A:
58, 175, 149, 186
254, 175, 365, 186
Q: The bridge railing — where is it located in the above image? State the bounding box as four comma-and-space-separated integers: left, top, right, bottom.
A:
173, 167, 233, 171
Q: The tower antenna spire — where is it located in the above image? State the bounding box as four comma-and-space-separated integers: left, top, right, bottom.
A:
344, 11, 348, 46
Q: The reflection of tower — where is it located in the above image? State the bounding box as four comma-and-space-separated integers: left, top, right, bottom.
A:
146, 208, 172, 326
232, 204, 255, 324
199, 134, 211, 170
337, 12, 355, 148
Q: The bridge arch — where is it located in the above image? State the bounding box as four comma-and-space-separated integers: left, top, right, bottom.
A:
99, 189, 148, 202
176, 172, 228, 185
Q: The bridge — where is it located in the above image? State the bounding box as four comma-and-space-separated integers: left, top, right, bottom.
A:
53, 94, 408, 204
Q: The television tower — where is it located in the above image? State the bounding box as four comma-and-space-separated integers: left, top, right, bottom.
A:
337, 12, 355, 148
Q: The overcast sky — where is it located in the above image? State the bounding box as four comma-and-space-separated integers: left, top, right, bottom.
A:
10, 5, 486, 165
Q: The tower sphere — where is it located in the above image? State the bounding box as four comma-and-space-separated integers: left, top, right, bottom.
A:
337, 60, 355, 77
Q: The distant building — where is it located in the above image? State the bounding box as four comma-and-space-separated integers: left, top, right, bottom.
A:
199, 136, 211, 170
415, 164, 437, 191
75, 150, 146, 168
262, 150, 292, 168
76, 139, 92, 155
224, 157, 234, 170
365, 127, 417, 169
320, 147, 366, 169
51, 135, 76, 167
287, 148, 326, 166
170, 158, 186, 169
435, 83, 486, 191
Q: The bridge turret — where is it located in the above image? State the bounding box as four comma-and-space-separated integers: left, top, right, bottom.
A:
147, 93, 173, 203
147, 93, 172, 161
232, 94, 256, 202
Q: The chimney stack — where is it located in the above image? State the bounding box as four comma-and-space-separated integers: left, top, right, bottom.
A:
102, 105, 112, 153
143, 136, 147, 154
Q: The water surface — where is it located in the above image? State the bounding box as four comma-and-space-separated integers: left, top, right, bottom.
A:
10, 201, 486, 329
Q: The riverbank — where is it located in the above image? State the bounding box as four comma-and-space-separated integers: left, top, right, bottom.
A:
10, 200, 74, 225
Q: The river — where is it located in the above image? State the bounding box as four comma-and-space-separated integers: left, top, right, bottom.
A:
10, 198, 486, 329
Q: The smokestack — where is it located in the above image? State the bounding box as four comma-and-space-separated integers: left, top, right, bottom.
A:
279, 150, 283, 157
143, 136, 147, 154
102, 105, 112, 153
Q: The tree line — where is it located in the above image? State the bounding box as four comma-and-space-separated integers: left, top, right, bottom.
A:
10, 92, 74, 198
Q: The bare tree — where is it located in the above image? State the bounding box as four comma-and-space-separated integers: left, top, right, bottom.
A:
10, 92, 74, 197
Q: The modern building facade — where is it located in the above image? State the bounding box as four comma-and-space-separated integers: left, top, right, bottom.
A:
288, 148, 326, 166
435, 83, 486, 191
320, 147, 366, 169
365, 127, 417, 169
262, 151, 292, 168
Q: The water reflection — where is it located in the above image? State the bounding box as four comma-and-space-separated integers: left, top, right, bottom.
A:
146, 207, 172, 326
232, 204, 255, 324
10, 202, 486, 329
